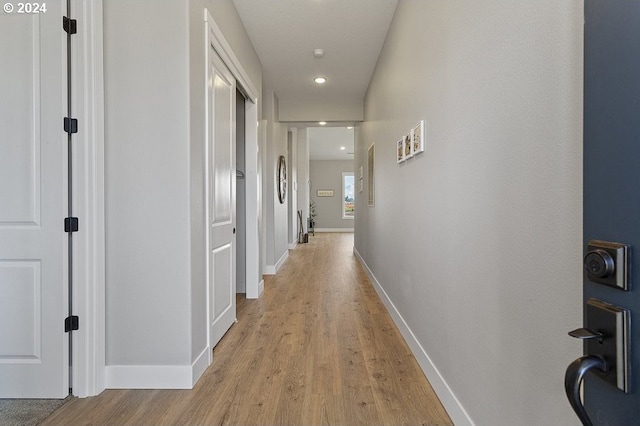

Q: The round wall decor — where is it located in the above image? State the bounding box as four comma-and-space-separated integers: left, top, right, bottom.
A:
277, 155, 287, 204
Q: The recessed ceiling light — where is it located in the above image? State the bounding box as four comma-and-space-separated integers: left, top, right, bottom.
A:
346, 126, 353, 130
313, 49, 324, 58
314, 77, 327, 84
319, 121, 327, 125
340, 146, 346, 150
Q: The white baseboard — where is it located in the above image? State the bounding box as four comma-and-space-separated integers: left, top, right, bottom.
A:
289, 241, 297, 250
106, 346, 210, 389
314, 228, 354, 233
191, 346, 211, 387
264, 250, 289, 275
246, 279, 265, 299
246, 278, 264, 299
353, 247, 474, 426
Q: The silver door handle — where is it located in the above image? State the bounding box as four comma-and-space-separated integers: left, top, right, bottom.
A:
564, 355, 608, 426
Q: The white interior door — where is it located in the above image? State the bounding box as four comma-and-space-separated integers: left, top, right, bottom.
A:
0, 2, 68, 398
207, 47, 237, 348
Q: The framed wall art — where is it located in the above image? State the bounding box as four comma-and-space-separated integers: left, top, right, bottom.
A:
403, 133, 413, 159
368, 144, 375, 206
317, 189, 334, 197
412, 120, 424, 155
396, 119, 426, 166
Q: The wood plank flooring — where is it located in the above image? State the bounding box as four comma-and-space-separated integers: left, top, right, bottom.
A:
43, 233, 452, 426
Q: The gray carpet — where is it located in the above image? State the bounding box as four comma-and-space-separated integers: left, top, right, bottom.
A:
0, 397, 70, 426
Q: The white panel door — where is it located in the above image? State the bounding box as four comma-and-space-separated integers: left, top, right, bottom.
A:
0, 2, 68, 398
207, 47, 236, 348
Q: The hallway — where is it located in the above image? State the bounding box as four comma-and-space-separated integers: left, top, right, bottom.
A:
42, 233, 451, 425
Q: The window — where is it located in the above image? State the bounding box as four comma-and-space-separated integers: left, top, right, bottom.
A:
342, 172, 355, 219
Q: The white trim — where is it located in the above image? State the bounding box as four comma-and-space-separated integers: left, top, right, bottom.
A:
264, 265, 275, 275
264, 250, 289, 275
259, 120, 268, 283
106, 363, 201, 390
288, 242, 298, 250
314, 228, 354, 233
106, 347, 208, 389
353, 247, 474, 426
191, 346, 211, 387
71, 0, 105, 398
204, 9, 258, 103
204, 15, 213, 360
244, 103, 261, 298
257, 279, 264, 297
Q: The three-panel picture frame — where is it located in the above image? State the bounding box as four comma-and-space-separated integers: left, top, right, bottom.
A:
397, 120, 424, 163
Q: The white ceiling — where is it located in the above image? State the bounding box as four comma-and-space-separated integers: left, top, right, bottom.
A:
308, 127, 354, 160
232, 0, 398, 123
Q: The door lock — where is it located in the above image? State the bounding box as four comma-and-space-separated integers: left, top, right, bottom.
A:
584, 249, 614, 278
584, 240, 629, 290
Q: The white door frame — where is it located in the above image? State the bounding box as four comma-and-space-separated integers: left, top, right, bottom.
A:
205, 9, 261, 299
69, 0, 105, 397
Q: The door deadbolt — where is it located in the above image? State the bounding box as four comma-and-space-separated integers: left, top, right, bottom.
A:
584, 249, 615, 278
584, 240, 629, 290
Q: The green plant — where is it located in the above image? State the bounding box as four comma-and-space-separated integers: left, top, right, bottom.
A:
309, 200, 317, 221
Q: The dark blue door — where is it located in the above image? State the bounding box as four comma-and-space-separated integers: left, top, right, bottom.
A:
583, 0, 640, 424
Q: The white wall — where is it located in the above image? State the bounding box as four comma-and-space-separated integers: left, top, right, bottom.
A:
296, 129, 310, 233
355, 2, 583, 425
263, 90, 289, 273
309, 160, 354, 230
287, 130, 298, 247
104, 1, 191, 368
103, 0, 262, 387
279, 98, 363, 122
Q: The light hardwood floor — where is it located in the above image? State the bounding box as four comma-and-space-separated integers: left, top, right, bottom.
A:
43, 233, 452, 425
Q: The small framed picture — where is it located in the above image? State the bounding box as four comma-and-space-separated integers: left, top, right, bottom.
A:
397, 139, 404, 163
368, 144, 375, 206
412, 120, 424, 155
404, 133, 413, 159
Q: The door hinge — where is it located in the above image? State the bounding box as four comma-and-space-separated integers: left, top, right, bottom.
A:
63, 16, 77, 34
64, 217, 79, 233
64, 117, 78, 134
65, 316, 79, 332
